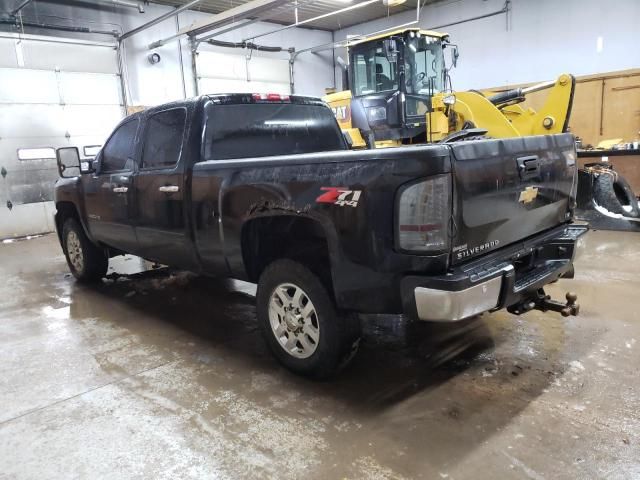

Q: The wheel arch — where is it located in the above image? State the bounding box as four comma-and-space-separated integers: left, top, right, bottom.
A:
54, 201, 94, 246
240, 213, 342, 296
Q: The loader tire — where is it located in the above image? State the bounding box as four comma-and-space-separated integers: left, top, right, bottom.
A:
593, 171, 639, 218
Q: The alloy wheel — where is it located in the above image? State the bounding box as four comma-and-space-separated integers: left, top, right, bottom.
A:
268, 283, 320, 359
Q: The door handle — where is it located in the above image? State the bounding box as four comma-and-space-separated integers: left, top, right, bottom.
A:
158, 185, 179, 193
112, 186, 128, 193
517, 155, 541, 181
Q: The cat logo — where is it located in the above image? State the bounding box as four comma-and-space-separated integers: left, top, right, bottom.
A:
331, 105, 350, 123
518, 186, 539, 204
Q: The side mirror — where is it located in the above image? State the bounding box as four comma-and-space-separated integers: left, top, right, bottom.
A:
451, 46, 459, 68
56, 147, 81, 178
383, 38, 398, 63
336, 56, 350, 91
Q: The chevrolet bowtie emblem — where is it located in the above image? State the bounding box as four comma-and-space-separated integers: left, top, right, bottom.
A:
519, 186, 539, 204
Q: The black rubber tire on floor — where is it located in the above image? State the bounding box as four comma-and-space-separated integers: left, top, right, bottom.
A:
256, 259, 361, 379
593, 172, 640, 217
62, 218, 108, 282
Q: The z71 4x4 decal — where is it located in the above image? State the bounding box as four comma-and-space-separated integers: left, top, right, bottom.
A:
316, 187, 362, 208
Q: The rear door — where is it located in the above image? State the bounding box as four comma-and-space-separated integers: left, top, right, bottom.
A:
83, 117, 139, 252
449, 134, 577, 264
133, 106, 197, 269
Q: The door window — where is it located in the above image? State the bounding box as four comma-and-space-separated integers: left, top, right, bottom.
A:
101, 118, 139, 172
352, 41, 398, 96
141, 108, 187, 169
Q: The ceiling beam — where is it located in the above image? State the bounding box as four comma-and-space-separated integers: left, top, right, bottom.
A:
10, 0, 33, 16
120, 0, 203, 40
146, 0, 292, 50
181, 0, 291, 37
242, 0, 378, 42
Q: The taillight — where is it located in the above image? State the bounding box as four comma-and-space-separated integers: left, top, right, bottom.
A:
396, 174, 451, 253
252, 93, 291, 102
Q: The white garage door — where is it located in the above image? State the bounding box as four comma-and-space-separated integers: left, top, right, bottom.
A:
0, 34, 124, 239
197, 46, 291, 96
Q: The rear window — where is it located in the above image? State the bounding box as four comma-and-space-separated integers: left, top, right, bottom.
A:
202, 103, 346, 161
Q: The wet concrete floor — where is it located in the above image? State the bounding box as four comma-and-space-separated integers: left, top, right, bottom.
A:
0, 230, 639, 479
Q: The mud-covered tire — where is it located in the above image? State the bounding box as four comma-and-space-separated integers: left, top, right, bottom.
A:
593, 172, 639, 217
62, 218, 108, 282
256, 259, 360, 379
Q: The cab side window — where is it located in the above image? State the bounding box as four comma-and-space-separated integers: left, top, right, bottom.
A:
101, 118, 139, 173
141, 108, 187, 169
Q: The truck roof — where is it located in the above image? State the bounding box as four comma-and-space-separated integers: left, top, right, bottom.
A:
131, 94, 328, 120
203, 93, 327, 107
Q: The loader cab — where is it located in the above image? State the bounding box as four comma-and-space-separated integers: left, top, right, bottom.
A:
347, 29, 449, 143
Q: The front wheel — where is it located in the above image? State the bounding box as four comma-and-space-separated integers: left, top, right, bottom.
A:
62, 218, 108, 282
256, 259, 360, 379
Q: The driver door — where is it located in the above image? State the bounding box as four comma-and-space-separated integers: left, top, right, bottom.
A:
83, 117, 140, 253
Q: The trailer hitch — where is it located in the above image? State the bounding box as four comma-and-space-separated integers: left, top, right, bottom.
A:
508, 289, 579, 317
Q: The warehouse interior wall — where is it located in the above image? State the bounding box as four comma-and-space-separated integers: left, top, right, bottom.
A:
0, 1, 335, 105
121, 4, 334, 106
333, 0, 640, 91
0, 1, 335, 238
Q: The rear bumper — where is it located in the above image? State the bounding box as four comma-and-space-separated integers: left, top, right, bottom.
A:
401, 224, 588, 322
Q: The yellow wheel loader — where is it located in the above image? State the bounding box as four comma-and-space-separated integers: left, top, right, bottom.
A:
323, 28, 575, 148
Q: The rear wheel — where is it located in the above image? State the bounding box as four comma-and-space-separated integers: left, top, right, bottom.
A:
256, 259, 360, 379
62, 218, 108, 282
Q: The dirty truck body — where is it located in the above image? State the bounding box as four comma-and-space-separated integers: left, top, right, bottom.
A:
54, 94, 587, 377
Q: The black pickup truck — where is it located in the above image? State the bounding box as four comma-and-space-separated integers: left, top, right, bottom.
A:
54, 93, 587, 378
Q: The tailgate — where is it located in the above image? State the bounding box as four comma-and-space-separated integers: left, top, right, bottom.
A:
449, 134, 577, 264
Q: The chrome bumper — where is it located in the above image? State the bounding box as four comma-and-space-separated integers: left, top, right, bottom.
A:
408, 225, 588, 322
414, 270, 507, 322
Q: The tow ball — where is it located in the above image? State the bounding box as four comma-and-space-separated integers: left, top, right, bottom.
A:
509, 289, 580, 317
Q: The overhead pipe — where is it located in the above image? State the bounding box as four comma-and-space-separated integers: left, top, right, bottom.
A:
192, 0, 316, 47
243, 0, 378, 42
111, 0, 144, 13
0, 18, 119, 37
191, 19, 258, 47
176, 13, 187, 99
148, 0, 291, 50
10, 0, 32, 16
428, 1, 510, 30
116, 40, 129, 112
0, 31, 115, 47
190, 37, 199, 96
207, 38, 293, 53
148, 30, 184, 50
120, 0, 203, 40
